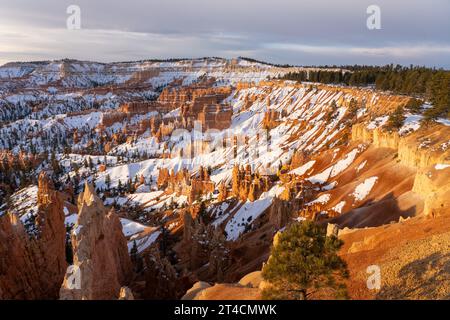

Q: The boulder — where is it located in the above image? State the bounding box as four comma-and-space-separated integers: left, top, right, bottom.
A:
238, 271, 263, 288
326, 223, 340, 237
181, 281, 211, 300
118, 287, 134, 300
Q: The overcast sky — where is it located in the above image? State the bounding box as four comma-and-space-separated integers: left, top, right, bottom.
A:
0, 0, 449, 68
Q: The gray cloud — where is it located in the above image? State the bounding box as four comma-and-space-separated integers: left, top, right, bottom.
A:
0, 0, 449, 67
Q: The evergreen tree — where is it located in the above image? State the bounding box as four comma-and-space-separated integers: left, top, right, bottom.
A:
262, 221, 349, 300
280, 65, 449, 120
198, 201, 208, 223
127, 178, 134, 193
105, 174, 111, 189
130, 240, 144, 273
386, 106, 405, 131
50, 152, 62, 175
348, 98, 359, 119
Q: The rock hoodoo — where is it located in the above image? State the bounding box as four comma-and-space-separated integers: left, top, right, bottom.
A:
60, 183, 133, 300
0, 172, 66, 299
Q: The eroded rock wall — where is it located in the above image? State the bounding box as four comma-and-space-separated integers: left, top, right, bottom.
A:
0, 172, 66, 299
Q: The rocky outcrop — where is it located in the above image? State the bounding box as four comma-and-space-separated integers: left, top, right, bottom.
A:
157, 167, 215, 204
197, 104, 232, 131
238, 271, 264, 288
0, 172, 66, 299
141, 246, 190, 299
350, 123, 373, 144
176, 207, 230, 282
351, 123, 399, 148
60, 183, 132, 300
232, 165, 271, 202
119, 101, 175, 114
352, 123, 450, 169
189, 167, 215, 203
262, 110, 281, 130
351, 122, 450, 220
182, 281, 212, 300
326, 223, 340, 237
118, 286, 134, 300
412, 165, 450, 217
159, 85, 231, 110
268, 198, 295, 229
398, 129, 450, 169
218, 182, 228, 202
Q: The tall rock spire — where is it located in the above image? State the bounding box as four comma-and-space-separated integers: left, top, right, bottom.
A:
60, 183, 133, 300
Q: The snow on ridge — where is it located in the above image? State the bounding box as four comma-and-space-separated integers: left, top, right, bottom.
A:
352, 176, 378, 201
121, 218, 147, 237
399, 113, 423, 136
367, 116, 389, 130
10, 186, 39, 226
211, 202, 231, 228
331, 201, 346, 214
224, 184, 284, 241
356, 160, 367, 173
436, 118, 450, 127
224, 197, 272, 241
306, 194, 331, 206
128, 230, 161, 253
308, 146, 365, 184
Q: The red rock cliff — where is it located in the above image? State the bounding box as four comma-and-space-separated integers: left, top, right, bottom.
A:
0, 172, 66, 299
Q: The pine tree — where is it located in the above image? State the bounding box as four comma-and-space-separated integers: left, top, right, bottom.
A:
105, 174, 111, 189
330, 100, 337, 111
50, 151, 62, 175
348, 98, 359, 119
262, 221, 349, 300
127, 178, 134, 193
386, 106, 405, 131
130, 240, 143, 273
198, 201, 208, 223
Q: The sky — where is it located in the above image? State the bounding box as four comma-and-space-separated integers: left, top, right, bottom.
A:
0, 0, 449, 68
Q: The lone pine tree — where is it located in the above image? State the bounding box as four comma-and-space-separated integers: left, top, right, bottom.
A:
262, 221, 349, 300
387, 106, 406, 131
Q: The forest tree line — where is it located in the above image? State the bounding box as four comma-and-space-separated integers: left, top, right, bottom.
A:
280, 64, 450, 119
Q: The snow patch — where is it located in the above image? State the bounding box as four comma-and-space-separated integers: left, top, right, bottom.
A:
289, 160, 315, 176
367, 116, 389, 130
128, 230, 161, 253
306, 194, 331, 206
121, 218, 147, 237
399, 113, 423, 136
308, 146, 363, 184
331, 201, 346, 214
435, 163, 450, 170
352, 177, 378, 201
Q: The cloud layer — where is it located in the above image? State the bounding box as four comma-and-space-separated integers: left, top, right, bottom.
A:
0, 0, 449, 67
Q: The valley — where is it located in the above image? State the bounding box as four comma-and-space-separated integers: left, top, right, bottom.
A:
0, 57, 448, 300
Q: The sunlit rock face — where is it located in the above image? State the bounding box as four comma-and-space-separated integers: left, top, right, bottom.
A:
60, 183, 132, 300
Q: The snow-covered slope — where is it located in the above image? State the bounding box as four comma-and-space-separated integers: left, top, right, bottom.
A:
1, 58, 449, 246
